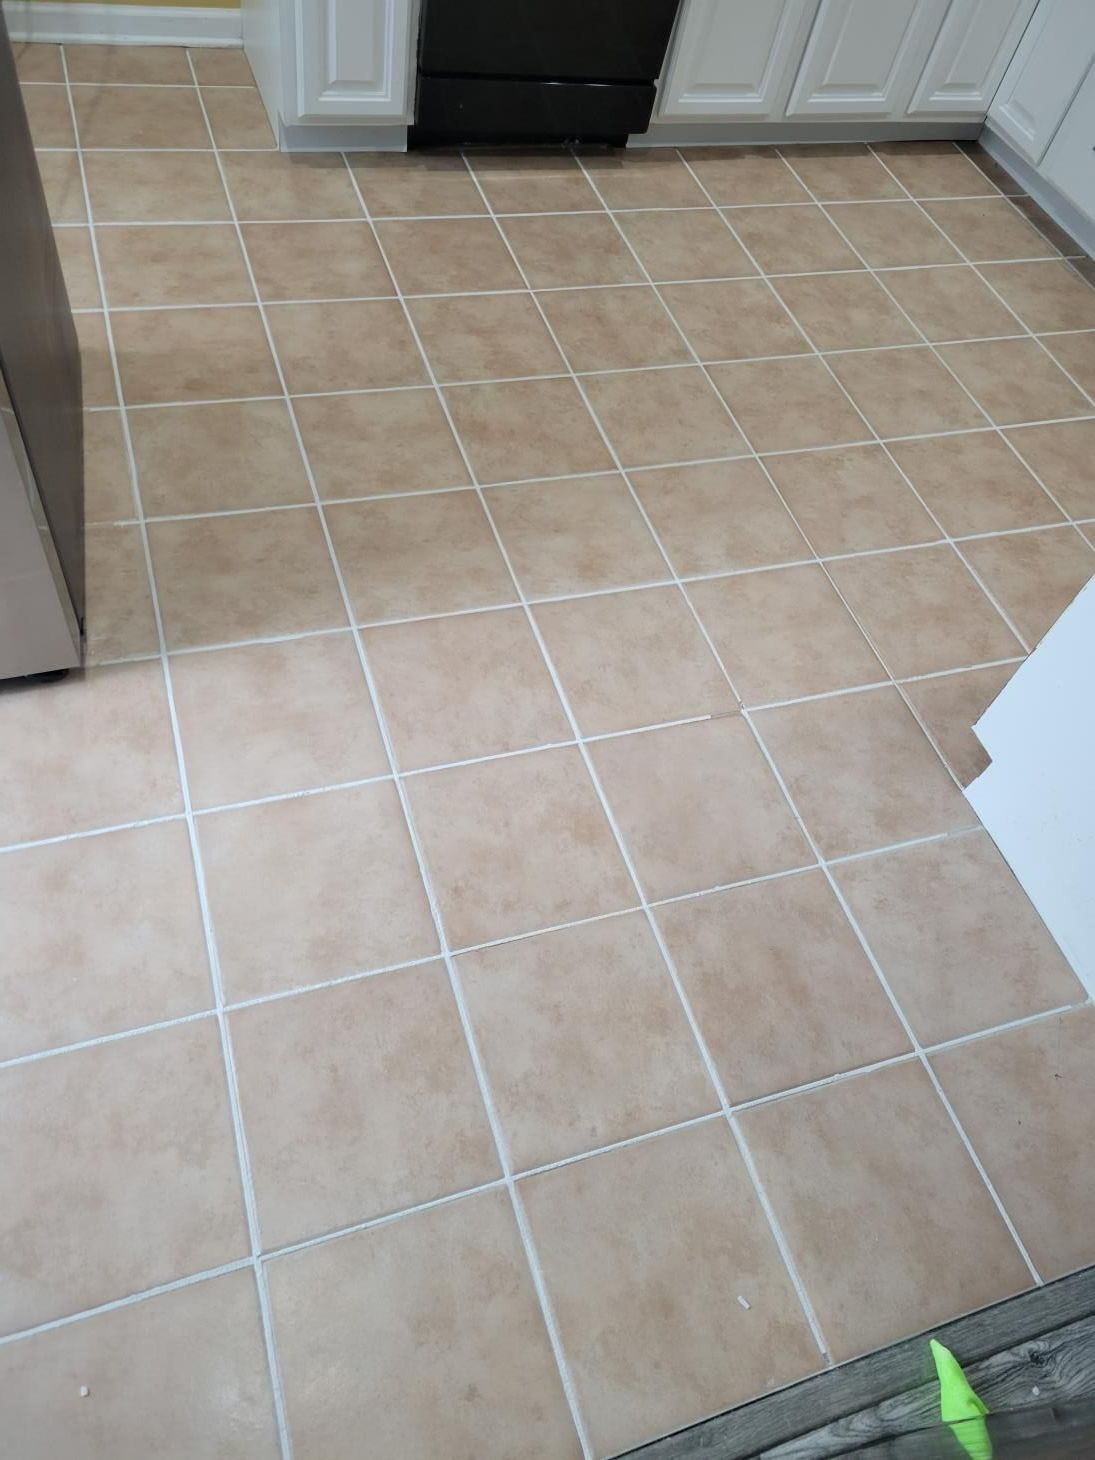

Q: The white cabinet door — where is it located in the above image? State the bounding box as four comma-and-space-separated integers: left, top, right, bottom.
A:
657, 0, 819, 119
907, 0, 1038, 116
989, 0, 1095, 164
291, 0, 418, 122
1042, 62, 1095, 223
786, 0, 950, 117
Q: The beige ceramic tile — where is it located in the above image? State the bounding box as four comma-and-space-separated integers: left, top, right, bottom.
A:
470, 150, 598, 213
268, 1190, 581, 1460
294, 387, 469, 497
72, 84, 209, 148
83, 150, 229, 223
938, 338, 1091, 425
741, 1061, 1030, 1362
406, 746, 633, 947
614, 207, 756, 282
583, 150, 708, 208
327, 492, 514, 621
364, 608, 568, 769
827, 545, 1021, 677
202, 86, 275, 148
680, 145, 807, 205
534, 587, 734, 735
932, 1008, 1095, 1279
902, 663, 1018, 785
657, 871, 909, 1101
773, 271, 918, 351
661, 278, 809, 361
150, 509, 345, 649
53, 226, 100, 309
979, 260, 1095, 333
130, 399, 310, 515
923, 198, 1060, 262
74, 311, 116, 406
522, 1120, 821, 1455
0, 822, 209, 1061
222, 151, 364, 220
190, 46, 255, 86
632, 458, 809, 575
956, 142, 1024, 196
171, 634, 388, 807
408, 291, 564, 382
242, 220, 393, 301
837, 831, 1081, 1045
730, 204, 861, 274
21, 83, 75, 147
0, 662, 181, 844
755, 687, 971, 858
583, 365, 747, 466
444, 376, 612, 482
97, 222, 251, 307
486, 473, 666, 596
266, 299, 425, 393
66, 43, 191, 83
83, 409, 133, 522
766, 444, 939, 554
889, 431, 1061, 534
201, 782, 437, 1000
0, 1270, 279, 1460
0, 1021, 249, 1335
780, 144, 903, 201
690, 564, 884, 704
873, 141, 995, 198
35, 150, 86, 223
1005, 420, 1095, 519
710, 356, 866, 453
500, 212, 643, 288
348, 149, 485, 217
591, 717, 809, 901
112, 305, 279, 405
1010, 196, 1082, 254
376, 217, 523, 294
880, 264, 1022, 342
961, 527, 1094, 645
1040, 330, 1095, 397
827, 201, 960, 267
459, 914, 714, 1169
14, 42, 63, 81
84, 523, 159, 663
231, 966, 498, 1245
828, 347, 985, 437
539, 285, 692, 371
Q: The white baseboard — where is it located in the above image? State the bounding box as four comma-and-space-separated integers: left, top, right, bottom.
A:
3, 2, 242, 46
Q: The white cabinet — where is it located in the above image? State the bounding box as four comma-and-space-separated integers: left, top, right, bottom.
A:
1042, 61, 1095, 223
657, 0, 819, 119
988, 0, 1095, 163
786, 0, 949, 118
907, 0, 1038, 115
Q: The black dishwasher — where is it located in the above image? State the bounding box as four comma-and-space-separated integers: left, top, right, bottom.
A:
413, 0, 683, 147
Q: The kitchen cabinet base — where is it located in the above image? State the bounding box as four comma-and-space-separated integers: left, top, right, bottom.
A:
634, 118, 981, 146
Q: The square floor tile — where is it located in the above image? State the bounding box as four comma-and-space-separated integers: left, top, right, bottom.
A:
730, 204, 861, 274
773, 271, 918, 351
66, 43, 191, 83
755, 687, 971, 858
836, 831, 1081, 1046
202, 87, 274, 148
267, 1191, 581, 1460
539, 285, 691, 371
827, 545, 1021, 677
923, 198, 1060, 262
740, 1061, 1030, 1363
0, 1021, 248, 1335
72, 84, 208, 148
242, 220, 392, 301
150, 509, 345, 649
1005, 420, 1095, 519
680, 146, 808, 205
444, 375, 612, 483
408, 291, 564, 382
582, 150, 708, 208
779, 144, 903, 202
888, 431, 1061, 535
131, 399, 310, 516
0, 821, 208, 1062
827, 202, 959, 267
880, 265, 1022, 342
500, 213, 643, 287
74, 311, 116, 406
901, 663, 1017, 786
828, 347, 985, 437
591, 717, 809, 901
54, 226, 99, 309
171, 634, 388, 807
112, 305, 279, 406
364, 608, 568, 769
1040, 330, 1095, 397
583, 365, 747, 466
661, 278, 808, 361
14, 42, 63, 81
534, 587, 733, 735
956, 142, 1022, 195
938, 338, 1091, 425
295, 387, 468, 498
0, 662, 181, 844
486, 474, 667, 596
376, 217, 523, 294
710, 357, 866, 453
98, 223, 250, 308
979, 260, 1095, 333
932, 1008, 1095, 1280
689, 564, 884, 704
873, 141, 994, 198
222, 152, 363, 221
1011, 196, 1083, 256
327, 492, 514, 621
190, 46, 255, 85
408, 747, 633, 946
632, 458, 809, 575
22, 84, 74, 146
83, 149, 229, 223
231, 967, 498, 1246
200, 782, 437, 1000
522, 1120, 821, 1456
36, 150, 86, 224
961, 527, 1094, 645
766, 444, 939, 554
657, 871, 908, 1102
0, 1270, 279, 1460
266, 299, 425, 393
459, 914, 714, 1170
615, 207, 756, 282
348, 150, 485, 217
83, 408, 133, 522
84, 523, 158, 664
470, 149, 599, 213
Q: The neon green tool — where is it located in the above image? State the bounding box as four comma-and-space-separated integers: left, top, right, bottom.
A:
931, 1338, 991, 1460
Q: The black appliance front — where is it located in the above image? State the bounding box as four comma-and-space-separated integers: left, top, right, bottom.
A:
413, 0, 682, 146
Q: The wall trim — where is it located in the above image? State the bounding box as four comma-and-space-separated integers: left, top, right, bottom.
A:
981, 126, 1095, 259
3, 2, 242, 46
632, 119, 982, 147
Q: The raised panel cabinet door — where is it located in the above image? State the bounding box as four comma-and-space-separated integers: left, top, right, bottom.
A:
988, 0, 1095, 164
786, 0, 951, 117
1042, 63, 1095, 223
907, 0, 1038, 116
657, 0, 820, 119
293, 0, 418, 121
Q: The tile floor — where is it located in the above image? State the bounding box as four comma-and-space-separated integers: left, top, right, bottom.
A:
4, 40, 1095, 1460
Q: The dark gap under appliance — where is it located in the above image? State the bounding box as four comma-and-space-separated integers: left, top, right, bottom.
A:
412, 0, 682, 148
